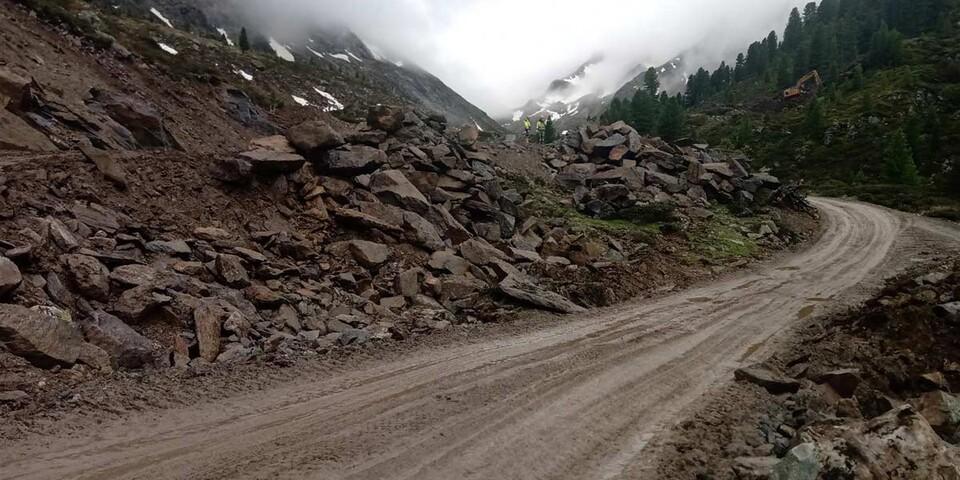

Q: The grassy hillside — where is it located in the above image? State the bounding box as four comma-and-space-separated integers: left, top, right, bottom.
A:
685, 1, 960, 217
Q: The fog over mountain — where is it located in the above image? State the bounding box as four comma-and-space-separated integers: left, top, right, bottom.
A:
238, 0, 806, 116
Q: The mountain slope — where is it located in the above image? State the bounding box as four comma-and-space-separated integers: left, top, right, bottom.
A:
499, 54, 690, 134
85, 0, 501, 131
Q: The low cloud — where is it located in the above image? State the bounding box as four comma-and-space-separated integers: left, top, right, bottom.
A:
237, 0, 805, 116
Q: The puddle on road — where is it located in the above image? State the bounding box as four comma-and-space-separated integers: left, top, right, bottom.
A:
797, 305, 817, 319
686, 297, 713, 304
777, 266, 802, 271
739, 340, 767, 362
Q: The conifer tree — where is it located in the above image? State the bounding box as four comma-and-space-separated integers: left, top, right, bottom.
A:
239, 27, 250, 52
783, 8, 804, 51
883, 130, 920, 185
544, 118, 557, 144
643, 67, 660, 96
657, 98, 685, 141
804, 98, 826, 139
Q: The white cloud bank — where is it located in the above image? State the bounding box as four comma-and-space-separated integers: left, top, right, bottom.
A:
238, 0, 806, 115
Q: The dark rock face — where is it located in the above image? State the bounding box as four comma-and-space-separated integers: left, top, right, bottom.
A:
86, 88, 182, 149
367, 105, 405, 133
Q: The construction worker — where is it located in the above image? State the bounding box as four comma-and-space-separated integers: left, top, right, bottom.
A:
523, 117, 532, 139
536, 117, 546, 144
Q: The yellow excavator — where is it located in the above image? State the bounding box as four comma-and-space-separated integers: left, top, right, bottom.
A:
783, 70, 822, 100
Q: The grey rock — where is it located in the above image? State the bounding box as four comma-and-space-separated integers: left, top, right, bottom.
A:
146, 239, 192, 257
108, 264, 157, 288
347, 240, 390, 268
735, 365, 801, 394
215, 254, 250, 288
0, 257, 22, 298
429, 250, 471, 275
0, 304, 83, 368
81, 310, 158, 369
320, 145, 388, 174
498, 275, 586, 314
772, 443, 820, 480
369, 170, 431, 213
339, 328, 371, 346
237, 149, 306, 175
286, 120, 345, 158
367, 105, 405, 132
61, 254, 111, 301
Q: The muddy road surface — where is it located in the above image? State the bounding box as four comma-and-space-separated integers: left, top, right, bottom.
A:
4, 199, 958, 480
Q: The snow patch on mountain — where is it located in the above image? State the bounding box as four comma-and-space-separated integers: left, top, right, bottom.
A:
216, 28, 234, 46
149, 7, 173, 28
269, 38, 295, 62
291, 95, 309, 107
313, 87, 345, 112
156, 42, 178, 55
234, 69, 253, 81
306, 46, 325, 58
329, 53, 351, 62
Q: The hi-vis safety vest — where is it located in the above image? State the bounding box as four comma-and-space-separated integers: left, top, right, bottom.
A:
524, 119, 531, 129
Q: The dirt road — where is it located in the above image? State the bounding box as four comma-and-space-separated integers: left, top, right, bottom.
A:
3, 199, 956, 480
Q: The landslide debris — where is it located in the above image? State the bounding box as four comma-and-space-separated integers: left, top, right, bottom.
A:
656, 259, 960, 478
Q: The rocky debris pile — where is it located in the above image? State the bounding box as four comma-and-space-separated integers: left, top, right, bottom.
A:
0, 70, 182, 152
0, 105, 607, 375
722, 261, 960, 478
544, 121, 784, 218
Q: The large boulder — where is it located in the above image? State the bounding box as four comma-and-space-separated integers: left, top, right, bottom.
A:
458, 125, 480, 149
367, 105, 405, 132
81, 310, 159, 369
347, 240, 390, 268
0, 257, 22, 298
193, 300, 225, 362
498, 275, 586, 314
318, 145, 387, 174
286, 120, 345, 159
61, 254, 111, 301
368, 170, 431, 213
215, 254, 250, 288
915, 390, 960, 436
459, 238, 509, 266
79, 145, 128, 188
403, 211, 445, 252
87, 88, 182, 149
0, 304, 83, 368
237, 149, 306, 175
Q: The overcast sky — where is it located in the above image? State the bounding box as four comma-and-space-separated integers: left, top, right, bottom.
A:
243, 0, 806, 116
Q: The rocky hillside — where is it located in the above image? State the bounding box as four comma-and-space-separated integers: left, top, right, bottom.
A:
656, 259, 960, 478
37, 0, 501, 131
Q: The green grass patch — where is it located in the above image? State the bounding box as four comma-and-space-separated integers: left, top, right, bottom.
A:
689, 207, 760, 262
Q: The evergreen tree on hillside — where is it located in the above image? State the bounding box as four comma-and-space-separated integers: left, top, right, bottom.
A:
643, 67, 660, 96
734, 53, 747, 81
239, 27, 250, 52
804, 98, 826, 139
658, 98, 685, 141
783, 8, 804, 50
630, 90, 660, 135
867, 23, 904, 67
544, 118, 558, 144
883, 130, 920, 185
